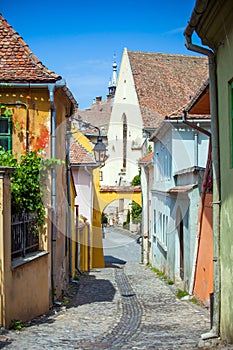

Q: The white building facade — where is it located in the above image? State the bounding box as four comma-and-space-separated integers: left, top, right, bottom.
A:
151, 118, 210, 290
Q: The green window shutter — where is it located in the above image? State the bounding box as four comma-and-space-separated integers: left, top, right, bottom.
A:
0, 116, 12, 150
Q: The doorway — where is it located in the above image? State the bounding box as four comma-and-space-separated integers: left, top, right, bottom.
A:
177, 207, 184, 280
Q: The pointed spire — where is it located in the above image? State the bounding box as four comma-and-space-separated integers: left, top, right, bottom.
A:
108, 54, 117, 96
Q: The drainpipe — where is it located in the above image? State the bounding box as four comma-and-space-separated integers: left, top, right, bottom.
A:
144, 166, 150, 265
66, 116, 72, 280
194, 131, 198, 166
184, 4, 220, 339
48, 84, 57, 304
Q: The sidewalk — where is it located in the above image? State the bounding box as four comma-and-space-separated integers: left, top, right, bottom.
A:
0, 262, 231, 349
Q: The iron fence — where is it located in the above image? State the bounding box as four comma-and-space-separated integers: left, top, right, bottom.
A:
11, 211, 39, 259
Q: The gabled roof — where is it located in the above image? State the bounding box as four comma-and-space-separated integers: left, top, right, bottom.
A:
186, 79, 210, 115
127, 50, 209, 129
69, 138, 97, 166
165, 78, 210, 121
0, 14, 61, 83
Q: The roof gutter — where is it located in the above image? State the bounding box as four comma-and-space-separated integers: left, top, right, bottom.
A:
181, 110, 211, 137
0, 80, 64, 88
184, 0, 220, 340
0, 80, 77, 111
164, 118, 211, 124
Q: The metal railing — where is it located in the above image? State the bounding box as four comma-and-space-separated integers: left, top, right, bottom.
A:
11, 211, 39, 259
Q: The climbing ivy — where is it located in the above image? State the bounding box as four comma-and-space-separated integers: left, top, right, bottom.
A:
131, 170, 141, 186
0, 148, 60, 228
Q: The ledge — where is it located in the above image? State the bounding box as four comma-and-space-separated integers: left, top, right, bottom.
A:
156, 237, 168, 253
11, 250, 49, 269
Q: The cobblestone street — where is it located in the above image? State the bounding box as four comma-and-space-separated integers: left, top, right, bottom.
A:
1, 261, 229, 349
0, 228, 232, 349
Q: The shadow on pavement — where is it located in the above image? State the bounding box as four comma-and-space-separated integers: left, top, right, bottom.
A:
69, 274, 116, 305
104, 255, 126, 268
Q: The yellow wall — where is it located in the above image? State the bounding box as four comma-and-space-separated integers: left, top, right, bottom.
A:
0, 168, 50, 328
0, 86, 73, 326
0, 88, 51, 155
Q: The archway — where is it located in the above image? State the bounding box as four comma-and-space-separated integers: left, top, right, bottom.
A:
91, 168, 142, 269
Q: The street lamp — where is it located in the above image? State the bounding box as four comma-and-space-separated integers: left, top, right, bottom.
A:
72, 115, 107, 166
93, 134, 107, 165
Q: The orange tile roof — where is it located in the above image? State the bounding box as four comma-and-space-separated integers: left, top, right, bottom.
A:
165, 79, 210, 120
127, 51, 209, 128
139, 152, 154, 164
69, 139, 96, 165
0, 14, 61, 83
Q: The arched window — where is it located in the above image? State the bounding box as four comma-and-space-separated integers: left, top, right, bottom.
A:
122, 114, 127, 169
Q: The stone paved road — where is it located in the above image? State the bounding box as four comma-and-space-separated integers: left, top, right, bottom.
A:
1, 227, 232, 349
1, 261, 230, 349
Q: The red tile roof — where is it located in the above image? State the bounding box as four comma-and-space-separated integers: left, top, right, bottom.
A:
69, 139, 96, 165
0, 14, 61, 83
139, 152, 154, 164
127, 51, 209, 129
165, 79, 210, 120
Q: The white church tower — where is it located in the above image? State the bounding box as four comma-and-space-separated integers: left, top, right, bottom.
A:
102, 48, 145, 187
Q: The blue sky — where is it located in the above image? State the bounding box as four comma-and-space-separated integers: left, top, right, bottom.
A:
1, 0, 197, 109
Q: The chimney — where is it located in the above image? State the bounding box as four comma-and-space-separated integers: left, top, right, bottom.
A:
96, 96, 102, 103
107, 94, 112, 102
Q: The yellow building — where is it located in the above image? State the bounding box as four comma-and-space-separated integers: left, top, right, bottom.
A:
0, 14, 77, 327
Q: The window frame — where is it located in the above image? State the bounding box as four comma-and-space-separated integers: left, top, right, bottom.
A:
0, 115, 12, 150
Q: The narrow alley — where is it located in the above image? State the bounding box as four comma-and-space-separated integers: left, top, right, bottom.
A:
0, 227, 227, 349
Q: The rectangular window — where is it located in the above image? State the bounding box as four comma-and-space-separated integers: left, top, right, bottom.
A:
0, 115, 12, 150
158, 213, 168, 247
153, 209, 156, 233
158, 212, 162, 240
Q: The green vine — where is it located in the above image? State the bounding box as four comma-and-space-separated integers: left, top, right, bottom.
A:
130, 173, 142, 221
0, 104, 12, 118
0, 148, 61, 228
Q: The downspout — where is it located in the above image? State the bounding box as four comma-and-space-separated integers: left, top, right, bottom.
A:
66, 116, 72, 280
194, 131, 198, 166
144, 165, 150, 265
48, 84, 57, 304
184, 6, 220, 339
